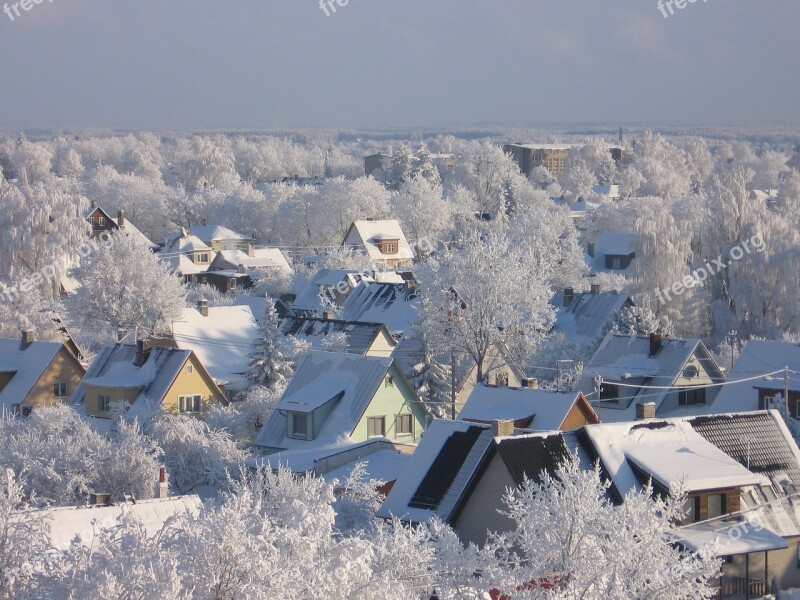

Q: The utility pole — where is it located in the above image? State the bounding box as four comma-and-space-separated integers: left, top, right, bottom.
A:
785, 366, 790, 416
451, 350, 457, 420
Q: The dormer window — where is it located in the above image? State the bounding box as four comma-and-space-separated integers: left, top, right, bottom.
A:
377, 238, 400, 255
195, 253, 210, 264
289, 412, 310, 440
679, 387, 706, 406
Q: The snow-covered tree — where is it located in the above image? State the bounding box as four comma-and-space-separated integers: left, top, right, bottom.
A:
72, 231, 187, 338
483, 453, 720, 599
249, 297, 295, 390
391, 177, 452, 260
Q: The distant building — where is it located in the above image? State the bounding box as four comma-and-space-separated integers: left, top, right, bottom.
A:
504, 143, 624, 177
364, 152, 456, 178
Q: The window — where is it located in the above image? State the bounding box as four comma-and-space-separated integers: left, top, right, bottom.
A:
707, 494, 725, 519
187, 364, 194, 375
496, 371, 509, 387
53, 382, 68, 398
396, 414, 413, 436
99, 394, 111, 412
196, 253, 209, 264
98, 216, 105, 227
682, 496, 699, 523
367, 416, 386, 438
600, 383, 620, 403
679, 387, 706, 406
385, 375, 394, 388
610, 257, 622, 269
179, 395, 202, 414
384, 243, 395, 254
290, 412, 308, 439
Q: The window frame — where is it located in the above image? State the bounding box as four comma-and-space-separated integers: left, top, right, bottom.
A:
396, 414, 413, 436
99, 394, 111, 413
367, 416, 386, 438
289, 412, 309, 440
679, 387, 706, 406
98, 216, 105, 227
179, 394, 202, 414
53, 382, 68, 398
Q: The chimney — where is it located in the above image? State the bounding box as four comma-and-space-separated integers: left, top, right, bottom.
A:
247, 242, 255, 258
20, 330, 34, 351
587, 242, 595, 258
649, 332, 663, 358
237, 264, 247, 274
591, 283, 601, 295
521, 377, 539, 389
117, 209, 125, 230
563, 288, 574, 307
197, 299, 209, 317
88, 492, 112, 506
322, 311, 335, 321
492, 419, 515, 438
134, 339, 151, 367
154, 466, 169, 499
635, 402, 657, 420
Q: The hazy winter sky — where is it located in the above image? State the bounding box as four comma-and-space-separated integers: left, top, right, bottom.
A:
0, 1, 798, 130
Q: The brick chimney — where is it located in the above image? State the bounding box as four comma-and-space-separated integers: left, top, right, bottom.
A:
635, 402, 657, 420
20, 330, 34, 351
591, 283, 601, 294
649, 332, 663, 358
197, 299, 209, 317
492, 419, 515, 438
117, 209, 125, 230
247, 242, 255, 258
154, 466, 169, 499
521, 377, 539, 389
322, 310, 335, 321
134, 339, 151, 367
563, 288, 574, 307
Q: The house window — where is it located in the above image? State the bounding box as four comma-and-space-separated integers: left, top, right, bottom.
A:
396, 414, 413, 436
179, 395, 202, 414
53, 382, 68, 398
496, 371, 509, 387
610, 257, 622, 269
98, 216, 105, 227
196, 253, 209, 264
679, 387, 706, 406
187, 364, 194, 375
682, 496, 699, 523
708, 494, 725, 519
385, 375, 394, 388
99, 394, 111, 412
600, 383, 620, 403
290, 412, 308, 440
367, 416, 386, 438
384, 243, 395, 254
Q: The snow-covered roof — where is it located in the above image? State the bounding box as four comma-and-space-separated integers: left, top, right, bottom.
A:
171, 304, 258, 389
70, 343, 196, 407
459, 385, 594, 432
377, 419, 494, 524
592, 184, 621, 199
551, 289, 630, 343
340, 281, 420, 339
254, 351, 397, 451
0, 338, 70, 412
279, 317, 395, 356
344, 220, 414, 262
291, 269, 374, 314
595, 231, 635, 256
187, 225, 253, 243
676, 519, 788, 556
322, 448, 411, 486
12, 495, 202, 551
209, 248, 292, 275
167, 234, 212, 253
111, 217, 158, 249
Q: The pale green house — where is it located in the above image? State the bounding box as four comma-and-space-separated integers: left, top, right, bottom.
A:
254, 351, 429, 456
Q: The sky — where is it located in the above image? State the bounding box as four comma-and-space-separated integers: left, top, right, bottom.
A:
0, 1, 798, 131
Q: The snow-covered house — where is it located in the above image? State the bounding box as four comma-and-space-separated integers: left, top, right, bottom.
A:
587, 231, 636, 273
575, 333, 726, 423
340, 281, 420, 340
70, 340, 227, 418
253, 351, 428, 470
0, 332, 85, 415
163, 231, 216, 282
714, 340, 800, 417
153, 300, 259, 399
187, 224, 254, 253
208, 247, 292, 276
458, 384, 599, 433
86, 206, 157, 250
550, 286, 632, 349
343, 220, 414, 269
592, 183, 621, 200
279, 316, 397, 357
289, 269, 374, 317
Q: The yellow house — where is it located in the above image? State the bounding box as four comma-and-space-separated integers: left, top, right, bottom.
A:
0, 332, 86, 415
70, 340, 227, 418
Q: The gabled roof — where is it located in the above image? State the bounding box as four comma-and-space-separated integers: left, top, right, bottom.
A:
70, 343, 224, 407
187, 225, 253, 243
86, 206, 157, 249
493, 430, 593, 487
279, 317, 396, 356
0, 338, 77, 411
290, 269, 374, 314
459, 385, 597, 432
551, 289, 631, 343
595, 231, 635, 256
166, 233, 212, 254
343, 220, 414, 262
721, 340, 800, 398
163, 233, 214, 275
254, 351, 401, 451
340, 281, 420, 338
209, 248, 292, 275
171, 305, 259, 389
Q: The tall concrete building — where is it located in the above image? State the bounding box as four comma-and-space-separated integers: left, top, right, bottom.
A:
503, 143, 624, 177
